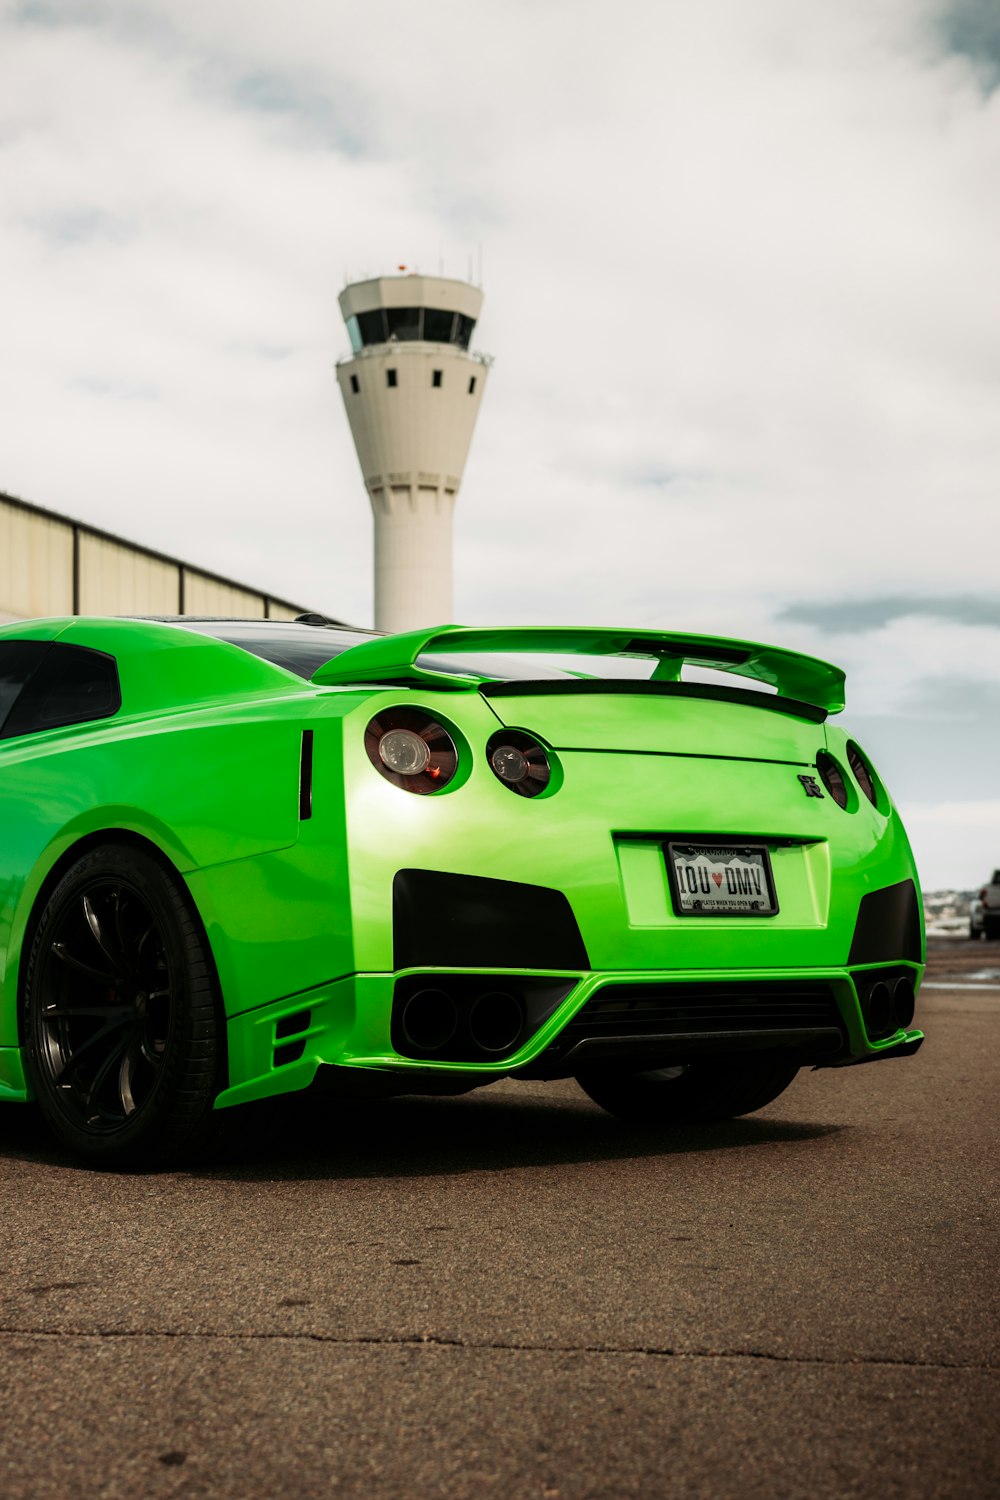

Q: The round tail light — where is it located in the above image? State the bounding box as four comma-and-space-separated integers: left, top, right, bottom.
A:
816, 751, 849, 809
486, 730, 553, 797
365, 708, 459, 794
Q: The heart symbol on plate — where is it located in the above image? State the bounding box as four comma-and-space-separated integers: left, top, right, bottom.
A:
712, 873, 724, 887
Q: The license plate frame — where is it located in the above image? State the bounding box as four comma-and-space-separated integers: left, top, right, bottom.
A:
665, 842, 779, 917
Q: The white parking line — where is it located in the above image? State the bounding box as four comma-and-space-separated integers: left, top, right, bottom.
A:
921, 981, 1000, 991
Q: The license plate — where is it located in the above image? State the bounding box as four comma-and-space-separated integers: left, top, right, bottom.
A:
666, 843, 778, 917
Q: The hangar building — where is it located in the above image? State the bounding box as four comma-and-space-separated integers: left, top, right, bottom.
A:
1, 490, 311, 625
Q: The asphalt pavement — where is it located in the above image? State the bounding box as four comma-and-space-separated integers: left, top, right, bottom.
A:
0, 940, 996, 1499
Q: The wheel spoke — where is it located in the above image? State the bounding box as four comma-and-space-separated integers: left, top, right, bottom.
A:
43, 1003, 131, 1021
51, 1014, 131, 1086
82, 893, 130, 979
139, 1036, 159, 1066
136, 924, 159, 963
118, 1042, 140, 1117
49, 942, 117, 987
83, 1033, 132, 1114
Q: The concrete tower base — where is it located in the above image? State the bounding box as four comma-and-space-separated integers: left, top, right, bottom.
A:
371, 482, 456, 633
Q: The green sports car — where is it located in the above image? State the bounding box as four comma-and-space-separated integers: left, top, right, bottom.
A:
0, 616, 924, 1166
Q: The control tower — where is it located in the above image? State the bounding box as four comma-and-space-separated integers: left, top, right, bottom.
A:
335, 273, 490, 632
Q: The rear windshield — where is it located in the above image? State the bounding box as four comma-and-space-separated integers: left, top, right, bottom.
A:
172, 620, 383, 678
171, 620, 574, 682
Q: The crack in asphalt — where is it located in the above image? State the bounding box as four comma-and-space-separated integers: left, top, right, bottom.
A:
0, 1325, 993, 1372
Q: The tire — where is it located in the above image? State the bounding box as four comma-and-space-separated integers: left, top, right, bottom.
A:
22, 843, 222, 1168
575, 1054, 800, 1125
984, 916, 1000, 942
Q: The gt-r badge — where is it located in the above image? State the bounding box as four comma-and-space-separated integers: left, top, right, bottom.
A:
798, 774, 824, 798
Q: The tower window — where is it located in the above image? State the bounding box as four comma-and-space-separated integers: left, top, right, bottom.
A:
385, 307, 422, 341
468, 376, 477, 395
350, 305, 477, 350
349, 374, 360, 394
432, 370, 442, 388
386, 369, 398, 388
357, 309, 387, 345
424, 308, 456, 343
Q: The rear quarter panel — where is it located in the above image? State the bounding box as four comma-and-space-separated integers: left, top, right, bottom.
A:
0, 703, 307, 1044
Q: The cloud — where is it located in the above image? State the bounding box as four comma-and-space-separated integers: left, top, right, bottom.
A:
28, 205, 133, 245
844, 696, 998, 804
223, 70, 372, 157
899, 675, 1000, 717
939, 0, 1000, 86
900, 799, 1000, 891
781, 596, 1000, 634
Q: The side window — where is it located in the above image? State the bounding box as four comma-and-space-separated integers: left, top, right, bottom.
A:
0, 642, 50, 736
0, 643, 121, 741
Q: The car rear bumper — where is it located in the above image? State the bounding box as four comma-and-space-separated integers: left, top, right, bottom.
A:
214, 962, 925, 1109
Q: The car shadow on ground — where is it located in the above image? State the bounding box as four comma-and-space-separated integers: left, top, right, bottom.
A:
215, 1092, 844, 1183
0, 1087, 843, 1179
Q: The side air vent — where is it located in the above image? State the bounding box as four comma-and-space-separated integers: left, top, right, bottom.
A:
273, 1009, 312, 1067
275, 1009, 311, 1040
299, 731, 314, 819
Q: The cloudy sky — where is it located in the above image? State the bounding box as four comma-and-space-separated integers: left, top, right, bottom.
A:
1, 0, 998, 887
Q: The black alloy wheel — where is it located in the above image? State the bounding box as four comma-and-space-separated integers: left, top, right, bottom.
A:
22, 844, 222, 1167
575, 1054, 800, 1125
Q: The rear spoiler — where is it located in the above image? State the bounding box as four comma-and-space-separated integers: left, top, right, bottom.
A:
312, 625, 846, 714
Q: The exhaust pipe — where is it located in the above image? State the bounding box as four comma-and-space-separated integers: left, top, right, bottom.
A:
865, 981, 893, 1038
400, 988, 459, 1054
468, 991, 524, 1055
891, 975, 915, 1030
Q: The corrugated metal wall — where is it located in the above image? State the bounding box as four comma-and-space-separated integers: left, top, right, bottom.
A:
78, 533, 179, 616
0, 492, 312, 623
0, 502, 74, 619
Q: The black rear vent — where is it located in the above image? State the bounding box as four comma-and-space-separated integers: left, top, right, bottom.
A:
393, 870, 589, 971
848, 881, 922, 965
